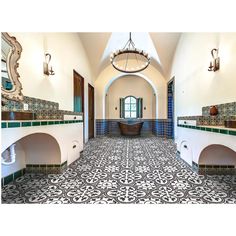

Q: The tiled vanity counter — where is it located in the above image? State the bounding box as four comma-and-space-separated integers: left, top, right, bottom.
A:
176, 123, 236, 173
176, 101, 236, 174
1, 118, 83, 186
1, 95, 85, 185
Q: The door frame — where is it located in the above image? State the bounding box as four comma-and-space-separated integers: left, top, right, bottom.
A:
88, 83, 95, 139
167, 76, 175, 138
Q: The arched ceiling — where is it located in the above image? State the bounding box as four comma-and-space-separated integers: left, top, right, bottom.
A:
78, 32, 181, 80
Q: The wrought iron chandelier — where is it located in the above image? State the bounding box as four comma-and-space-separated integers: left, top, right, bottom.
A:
110, 32, 151, 73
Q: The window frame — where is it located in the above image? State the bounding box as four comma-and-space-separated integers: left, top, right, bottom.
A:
124, 95, 137, 119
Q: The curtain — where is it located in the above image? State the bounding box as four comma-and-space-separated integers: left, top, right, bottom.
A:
137, 98, 143, 118
120, 98, 125, 118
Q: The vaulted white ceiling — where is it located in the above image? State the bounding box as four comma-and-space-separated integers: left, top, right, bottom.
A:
78, 32, 181, 80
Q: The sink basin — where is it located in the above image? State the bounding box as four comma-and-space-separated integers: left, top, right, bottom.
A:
2, 111, 35, 120
224, 120, 236, 128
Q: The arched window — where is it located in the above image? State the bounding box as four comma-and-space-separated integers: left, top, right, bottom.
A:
120, 96, 143, 119
125, 96, 137, 118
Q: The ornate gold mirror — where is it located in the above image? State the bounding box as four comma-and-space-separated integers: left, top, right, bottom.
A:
1, 32, 23, 101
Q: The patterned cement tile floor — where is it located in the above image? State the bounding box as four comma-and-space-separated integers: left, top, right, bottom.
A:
2, 136, 236, 204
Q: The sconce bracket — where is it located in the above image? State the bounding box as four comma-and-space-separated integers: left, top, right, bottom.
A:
43, 53, 55, 76
213, 57, 220, 72
208, 48, 220, 72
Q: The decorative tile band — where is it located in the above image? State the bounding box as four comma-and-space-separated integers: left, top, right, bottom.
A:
1, 120, 83, 129
202, 101, 236, 117
2, 95, 82, 120
192, 161, 235, 175
178, 115, 236, 126
25, 161, 67, 174
177, 154, 236, 175
2, 95, 59, 112
177, 124, 236, 136
35, 109, 82, 120
1, 168, 26, 187
178, 102, 236, 126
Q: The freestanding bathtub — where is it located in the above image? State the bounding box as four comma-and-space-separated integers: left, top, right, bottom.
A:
118, 121, 144, 136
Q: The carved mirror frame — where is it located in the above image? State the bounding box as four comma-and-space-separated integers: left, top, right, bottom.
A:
1, 32, 23, 101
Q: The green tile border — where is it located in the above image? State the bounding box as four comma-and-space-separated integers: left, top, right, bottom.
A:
32, 121, 40, 126
26, 162, 67, 168
22, 121, 32, 127
41, 121, 48, 126
1, 119, 83, 129
13, 170, 22, 179
1, 122, 7, 128
24, 161, 68, 176
220, 129, 229, 134
229, 130, 236, 136
2, 168, 26, 186
177, 124, 236, 136
8, 122, 20, 128
212, 128, 219, 133
4, 174, 13, 185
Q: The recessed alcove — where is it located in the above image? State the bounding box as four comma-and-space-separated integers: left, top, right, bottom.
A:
1, 133, 61, 180
19, 133, 61, 165
199, 144, 236, 167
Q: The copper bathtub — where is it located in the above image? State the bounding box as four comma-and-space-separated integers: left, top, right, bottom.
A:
118, 121, 144, 136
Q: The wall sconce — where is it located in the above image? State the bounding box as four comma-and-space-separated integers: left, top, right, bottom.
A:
208, 48, 220, 72
44, 53, 55, 76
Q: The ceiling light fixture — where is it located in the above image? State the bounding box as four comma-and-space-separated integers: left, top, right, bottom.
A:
110, 32, 151, 73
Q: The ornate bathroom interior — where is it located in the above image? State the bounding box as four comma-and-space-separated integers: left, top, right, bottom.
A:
2, 30, 236, 201
1, 2, 236, 235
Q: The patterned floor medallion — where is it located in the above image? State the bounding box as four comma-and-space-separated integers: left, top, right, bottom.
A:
2, 136, 236, 204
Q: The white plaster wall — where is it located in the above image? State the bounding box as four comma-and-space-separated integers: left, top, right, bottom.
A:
176, 127, 236, 165
95, 64, 167, 120
105, 94, 109, 119
171, 33, 236, 138
106, 75, 155, 119
10, 32, 94, 142
152, 94, 156, 119
1, 143, 26, 178
1, 123, 83, 178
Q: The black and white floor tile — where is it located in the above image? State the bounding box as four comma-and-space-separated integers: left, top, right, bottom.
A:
2, 136, 236, 204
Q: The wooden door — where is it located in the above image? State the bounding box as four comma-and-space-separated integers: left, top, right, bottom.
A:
88, 83, 94, 139
73, 70, 84, 141
73, 70, 84, 113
